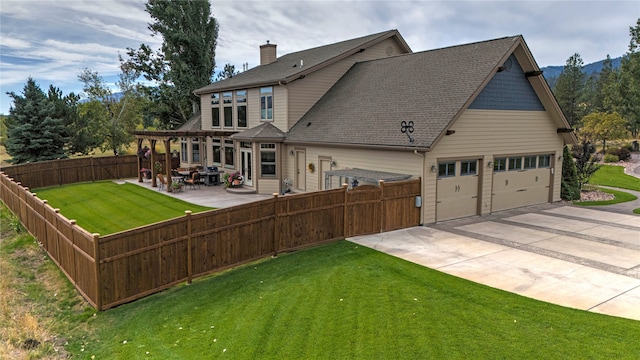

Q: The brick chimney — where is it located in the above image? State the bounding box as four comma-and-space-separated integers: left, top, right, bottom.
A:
260, 40, 277, 65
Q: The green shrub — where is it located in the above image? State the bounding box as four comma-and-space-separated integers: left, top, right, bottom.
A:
603, 154, 619, 163
561, 145, 580, 200
605, 147, 631, 161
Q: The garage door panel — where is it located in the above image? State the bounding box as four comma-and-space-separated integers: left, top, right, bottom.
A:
437, 176, 478, 198
437, 197, 478, 221
437, 174, 479, 222
492, 168, 551, 212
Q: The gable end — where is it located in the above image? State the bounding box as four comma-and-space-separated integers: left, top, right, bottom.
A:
469, 54, 544, 111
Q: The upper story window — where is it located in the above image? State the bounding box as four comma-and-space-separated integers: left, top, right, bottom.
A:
260, 87, 273, 121
211, 93, 220, 127
223, 92, 233, 127
236, 90, 247, 128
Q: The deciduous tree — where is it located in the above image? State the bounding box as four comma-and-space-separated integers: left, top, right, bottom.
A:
579, 111, 628, 152
78, 68, 142, 155
122, 0, 219, 129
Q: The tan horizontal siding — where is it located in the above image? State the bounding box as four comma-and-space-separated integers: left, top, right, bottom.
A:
257, 179, 280, 195
433, 110, 563, 156
201, 95, 212, 128
284, 146, 422, 193
422, 109, 564, 224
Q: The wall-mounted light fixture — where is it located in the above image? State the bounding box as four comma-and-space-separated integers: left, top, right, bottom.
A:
331, 160, 337, 167
487, 161, 493, 168
289, 150, 295, 156
430, 164, 437, 172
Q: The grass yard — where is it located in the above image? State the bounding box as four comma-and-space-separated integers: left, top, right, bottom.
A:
574, 187, 638, 206
589, 164, 640, 191
586, 164, 640, 212
34, 181, 212, 235
66, 241, 640, 359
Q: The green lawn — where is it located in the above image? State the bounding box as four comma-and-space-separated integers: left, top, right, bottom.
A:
68, 241, 640, 359
585, 164, 640, 212
589, 165, 640, 191
34, 181, 212, 235
574, 187, 638, 206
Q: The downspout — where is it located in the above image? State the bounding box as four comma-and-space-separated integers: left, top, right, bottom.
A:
413, 150, 425, 226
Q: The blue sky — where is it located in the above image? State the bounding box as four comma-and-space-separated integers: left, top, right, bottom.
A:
1, 0, 638, 115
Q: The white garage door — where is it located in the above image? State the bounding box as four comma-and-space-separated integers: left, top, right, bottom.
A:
436, 159, 479, 222
492, 154, 551, 212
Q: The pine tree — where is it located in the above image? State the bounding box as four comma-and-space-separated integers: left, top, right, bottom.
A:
554, 53, 586, 128
593, 56, 619, 113
5, 78, 69, 164
618, 18, 640, 137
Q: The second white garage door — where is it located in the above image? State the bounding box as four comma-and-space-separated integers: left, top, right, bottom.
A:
491, 154, 552, 212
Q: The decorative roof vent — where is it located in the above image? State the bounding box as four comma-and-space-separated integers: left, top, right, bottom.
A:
260, 40, 277, 65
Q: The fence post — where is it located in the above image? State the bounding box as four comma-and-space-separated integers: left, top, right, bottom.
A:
69, 220, 78, 283
91, 157, 96, 183
57, 159, 62, 186
272, 193, 279, 257
379, 180, 385, 233
185, 210, 193, 284
342, 183, 349, 237
93, 233, 102, 310
115, 154, 120, 180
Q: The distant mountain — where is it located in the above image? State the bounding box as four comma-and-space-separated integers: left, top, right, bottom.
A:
541, 56, 623, 80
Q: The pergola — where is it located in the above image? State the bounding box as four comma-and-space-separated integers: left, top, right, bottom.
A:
132, 129, 233, 191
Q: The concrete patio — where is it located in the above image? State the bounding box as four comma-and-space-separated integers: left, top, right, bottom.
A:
123, 177, 273, 208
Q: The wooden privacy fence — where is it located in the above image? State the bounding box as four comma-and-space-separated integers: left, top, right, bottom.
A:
1, 167, 421, 310
0, 155, 171, 189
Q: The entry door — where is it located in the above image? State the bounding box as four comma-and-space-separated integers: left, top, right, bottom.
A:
241, 149, 253, 187
295, 150, 306, 191
319, 157, 332, 190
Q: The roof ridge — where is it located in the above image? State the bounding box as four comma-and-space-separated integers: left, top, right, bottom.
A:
278, 29, 398, 59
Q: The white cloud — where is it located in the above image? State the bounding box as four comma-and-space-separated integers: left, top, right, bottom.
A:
1, 0, 638, 114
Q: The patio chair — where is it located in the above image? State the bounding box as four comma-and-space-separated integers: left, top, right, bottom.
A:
185, 172, 200, 189
157, 173, 166, 191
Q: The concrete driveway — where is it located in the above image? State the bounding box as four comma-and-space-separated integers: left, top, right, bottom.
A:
349, 203, 640, 321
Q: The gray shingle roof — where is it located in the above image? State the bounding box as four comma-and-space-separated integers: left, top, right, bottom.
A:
286, 36, 523, 150
194, 30, 409, 94
230, 122, 285, 142
176, 112, 202, 131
